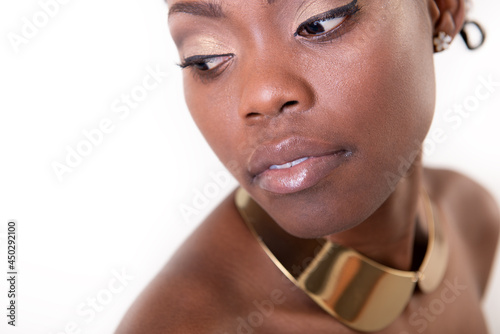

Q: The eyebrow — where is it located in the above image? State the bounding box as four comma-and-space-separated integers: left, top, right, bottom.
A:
168, 0, 277, 19
168, 1, 225, 19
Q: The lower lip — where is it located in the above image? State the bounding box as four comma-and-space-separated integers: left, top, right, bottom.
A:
254, 151, 352, 194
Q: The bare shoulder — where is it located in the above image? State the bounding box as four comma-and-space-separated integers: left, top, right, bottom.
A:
114, 188, 280, 333
423, 167, 500, 297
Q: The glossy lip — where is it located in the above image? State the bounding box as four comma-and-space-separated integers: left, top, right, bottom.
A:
248, 137, 353, 194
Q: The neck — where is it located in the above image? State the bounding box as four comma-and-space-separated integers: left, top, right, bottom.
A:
234, 152, 447, 333
325, 153, 425, 271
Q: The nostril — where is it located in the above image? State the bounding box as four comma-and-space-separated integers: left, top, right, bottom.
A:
247, 112, 260, 118
244, 101, 301, 119
283, 101, 299, 108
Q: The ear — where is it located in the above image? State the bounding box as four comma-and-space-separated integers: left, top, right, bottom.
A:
431, 0, 467, 38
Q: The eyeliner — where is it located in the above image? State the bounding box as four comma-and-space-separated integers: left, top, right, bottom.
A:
295, 0, 359, 36
178, 53, 234, 69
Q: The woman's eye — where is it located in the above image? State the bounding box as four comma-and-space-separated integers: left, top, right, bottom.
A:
299, 16, 346, 36
180, 54, 233, 72
295, 0, 360, 38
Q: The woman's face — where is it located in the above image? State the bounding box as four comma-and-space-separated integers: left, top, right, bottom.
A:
168, 0, 437, 238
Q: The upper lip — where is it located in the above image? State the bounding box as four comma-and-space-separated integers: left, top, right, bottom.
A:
248, 136, 349, 177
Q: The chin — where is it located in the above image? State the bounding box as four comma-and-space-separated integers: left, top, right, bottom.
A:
255, 178, 391, 239
274, 215, 358, 239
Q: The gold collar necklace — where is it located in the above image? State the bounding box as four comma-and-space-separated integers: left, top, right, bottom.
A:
234, 187, 448, 332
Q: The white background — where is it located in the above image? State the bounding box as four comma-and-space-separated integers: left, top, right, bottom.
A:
0, 0, 499, 333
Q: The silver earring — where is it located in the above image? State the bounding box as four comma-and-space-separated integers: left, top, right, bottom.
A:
433, 32, 453, 52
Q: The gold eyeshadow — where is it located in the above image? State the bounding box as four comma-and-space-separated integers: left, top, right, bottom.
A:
295, 0, 356, 26
181, 35, 231, 59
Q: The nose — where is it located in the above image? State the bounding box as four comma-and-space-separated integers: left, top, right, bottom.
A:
237, 57, 315, 123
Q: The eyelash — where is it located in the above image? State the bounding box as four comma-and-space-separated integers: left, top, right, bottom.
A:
178, 0, 362, 80
295, 0, 361, 41
178, 54, 234, 81
179, 54, 233, 69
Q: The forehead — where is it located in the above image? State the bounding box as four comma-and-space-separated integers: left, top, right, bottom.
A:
166, 0, 285, 19
167, 0, 277, 6
165, 1, 425, 21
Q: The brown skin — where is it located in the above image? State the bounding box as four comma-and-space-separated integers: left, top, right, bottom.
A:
116, 0, 500, 333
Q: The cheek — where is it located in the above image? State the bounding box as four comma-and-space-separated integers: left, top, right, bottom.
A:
313, 7, 435, 168
184, 77, 232, 150
184, 76, 248, 179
